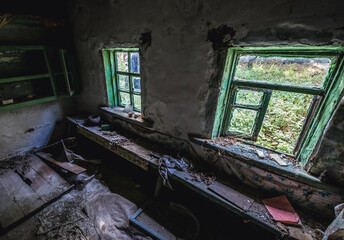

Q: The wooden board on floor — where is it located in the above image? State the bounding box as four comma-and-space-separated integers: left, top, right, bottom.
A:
208, 181, 255, 211
0, 155, 72, 231
36, 152, 86, 175
29, 155, 71, 192
0, 172, 25, 229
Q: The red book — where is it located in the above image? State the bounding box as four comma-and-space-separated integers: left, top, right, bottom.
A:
262, 195, 300, 224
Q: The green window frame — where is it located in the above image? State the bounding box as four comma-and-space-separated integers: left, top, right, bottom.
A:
102, 48, 141, 112
213, 47, 344, 165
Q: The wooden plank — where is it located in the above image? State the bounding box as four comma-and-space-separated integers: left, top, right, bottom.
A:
0, 156, 73, 231
29, 155, 71, 192
0, 96, 57, 113
208, 181, 255, 211
35, 152, 86, 175
0, 73, 50, 84
21, 165, 59, 203
0, 170, 44, 217
171, 170, 283, 237
0, 172, 25, 229
76, 125, 150, 170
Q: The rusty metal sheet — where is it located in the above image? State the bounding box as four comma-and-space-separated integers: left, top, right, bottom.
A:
208, 181, 254, 211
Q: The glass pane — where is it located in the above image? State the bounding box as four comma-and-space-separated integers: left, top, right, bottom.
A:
132, 76, 141, 92
255, 91, 314, 155
117, 74, 129, 91
116, 52, 128, 72
133, 94, 141, 111
0, 49, 48, 78
119, 92, 130, 106
235, 89, 263, 106
228, 108, 257, 135
130, 52, 140, 73
235, 55, 333, 87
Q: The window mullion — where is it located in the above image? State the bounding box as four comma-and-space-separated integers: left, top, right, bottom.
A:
252, 90, 272, 141
128, 52, 134, 107
111, 51, 119, 106
234, 78, 324, 96
222, 85, 237, 135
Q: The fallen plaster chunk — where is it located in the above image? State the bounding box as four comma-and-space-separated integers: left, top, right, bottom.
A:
256, 150, 265, 159
288, 227, 313, 240
269, 153, 288, 166
276, 222, 288, 232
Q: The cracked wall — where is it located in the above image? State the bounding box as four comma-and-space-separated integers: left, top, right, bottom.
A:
69, 0, 344, 183
70, 0, 344, 140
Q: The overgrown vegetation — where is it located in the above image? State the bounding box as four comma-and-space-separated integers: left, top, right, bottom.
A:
229, 56, 331, 155
116, 52, 141, 111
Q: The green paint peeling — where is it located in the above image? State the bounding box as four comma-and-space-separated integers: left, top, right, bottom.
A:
298, 56, 344, 166
102, 50, 115, 107
103, 48, 142, 112
213, 46, 344, 165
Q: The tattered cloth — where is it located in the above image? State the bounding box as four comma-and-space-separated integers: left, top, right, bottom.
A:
158, 155, 189, 190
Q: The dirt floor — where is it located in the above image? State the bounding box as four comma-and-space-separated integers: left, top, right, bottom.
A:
0, 138, 276, 240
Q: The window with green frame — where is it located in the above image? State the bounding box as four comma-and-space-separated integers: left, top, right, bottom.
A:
102, 48, 141, 111
213, 47, 344, 165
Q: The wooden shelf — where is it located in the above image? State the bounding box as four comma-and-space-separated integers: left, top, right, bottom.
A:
0, 74, 50, 84
0, 46, 77, 112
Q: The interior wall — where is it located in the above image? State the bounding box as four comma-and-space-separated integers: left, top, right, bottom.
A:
67, 0, 344, 207
70, 0, 344, 140
0, 20, 76, 160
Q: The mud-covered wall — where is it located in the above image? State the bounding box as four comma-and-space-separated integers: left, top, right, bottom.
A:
70, 0, 344, 139
0, 20, 75, 160
69, 0, 344, 183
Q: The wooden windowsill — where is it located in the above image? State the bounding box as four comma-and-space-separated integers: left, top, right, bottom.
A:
189, 135, 344, 195
99, 106, 154, 128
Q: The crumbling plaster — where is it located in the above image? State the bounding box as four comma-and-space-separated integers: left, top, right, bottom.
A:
70, 0, 344, 141
0, 99, 74, 160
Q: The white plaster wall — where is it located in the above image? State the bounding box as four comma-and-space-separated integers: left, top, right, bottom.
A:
70, 0, 344, 140
0, 99, 75, 160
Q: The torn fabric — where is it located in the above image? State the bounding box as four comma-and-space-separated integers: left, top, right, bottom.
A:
158, 155, 189, 190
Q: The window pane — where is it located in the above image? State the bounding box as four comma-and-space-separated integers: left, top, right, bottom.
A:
117, 74, 129, 91
133, 94, 141, 111
119, 92, 130, 106
235, 89, 263, 106
132, 76, 141, 92
116, 52, 128, 72
228, 108, 257, 135
255, 91, 314, 154
235, 55, 332, 87
130, 52, 140, 73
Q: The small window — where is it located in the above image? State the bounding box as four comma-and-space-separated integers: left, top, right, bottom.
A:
102, 48, 141, 112
214, 47, 344, 164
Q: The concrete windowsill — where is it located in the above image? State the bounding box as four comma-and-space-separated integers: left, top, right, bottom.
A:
99, 106, 153, 128
189, 135, 344, 195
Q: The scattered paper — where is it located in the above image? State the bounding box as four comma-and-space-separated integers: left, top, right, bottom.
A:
262, 195, 300, 224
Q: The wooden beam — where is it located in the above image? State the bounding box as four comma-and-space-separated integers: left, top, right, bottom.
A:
36, 152, 86, 175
